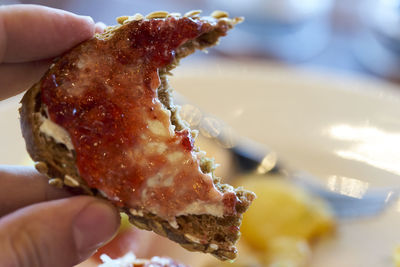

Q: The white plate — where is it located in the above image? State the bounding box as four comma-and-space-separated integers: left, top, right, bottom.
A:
2, 60, 400, 266
170, 61, 400, 267
172, 60, 400, 188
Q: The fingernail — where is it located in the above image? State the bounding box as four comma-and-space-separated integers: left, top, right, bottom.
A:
73, 201, 119, 259
95, 22, 107, 33
80, 15, 95, 24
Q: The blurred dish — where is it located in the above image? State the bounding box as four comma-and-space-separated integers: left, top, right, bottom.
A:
2, 60, 400, 266
206, 0, 333, 61
170, 60, 400, 189
170, 60, 400, 267
354, 0, 400, 81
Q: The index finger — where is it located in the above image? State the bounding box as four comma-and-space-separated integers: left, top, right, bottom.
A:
0, 4, 96, 63
0, 165, 72, 217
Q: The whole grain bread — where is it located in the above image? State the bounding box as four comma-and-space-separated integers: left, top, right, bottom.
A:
19, 11, 255, 261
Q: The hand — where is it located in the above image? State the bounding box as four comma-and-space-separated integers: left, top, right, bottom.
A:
0, 5, 120, 267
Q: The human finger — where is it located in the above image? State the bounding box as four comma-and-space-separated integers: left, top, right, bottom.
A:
0, 165, 71, 217
0, 59, 50, 100
0, 4, 96, 63
0, 196, 120, 267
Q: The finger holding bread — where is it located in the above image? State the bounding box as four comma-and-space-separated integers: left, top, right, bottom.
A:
19, 10, 254, 261
0, 4, 96, 63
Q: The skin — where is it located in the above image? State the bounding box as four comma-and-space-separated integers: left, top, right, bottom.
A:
0, 5, 120, 267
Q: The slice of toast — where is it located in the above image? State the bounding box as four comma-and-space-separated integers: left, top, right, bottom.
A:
19, 11, 255, 261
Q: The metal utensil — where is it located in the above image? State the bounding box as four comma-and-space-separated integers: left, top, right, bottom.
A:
228, 136, 399, 219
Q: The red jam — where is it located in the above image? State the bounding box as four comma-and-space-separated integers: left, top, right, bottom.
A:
41, 17, 238, 220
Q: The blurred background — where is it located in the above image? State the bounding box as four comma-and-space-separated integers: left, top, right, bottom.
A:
3, 0, 400, 84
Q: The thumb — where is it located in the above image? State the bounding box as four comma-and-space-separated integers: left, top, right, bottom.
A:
0, 196, 120, 267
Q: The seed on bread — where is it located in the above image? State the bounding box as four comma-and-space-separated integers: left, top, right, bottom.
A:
64, 175, 80, 187
184, 233, 201, 244
48, 178, 63, 188
209, 244, 219, 251
35, 161, 48, 174
211, 10, 229, 19
184, 10, 202, 18
145, 11, 169, 19
117, 13, 144, 25
129, 208, 144, 217
116, 16, 129, 24
131, 13, 144, 21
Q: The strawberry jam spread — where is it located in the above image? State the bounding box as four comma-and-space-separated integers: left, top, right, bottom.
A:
41, 16, 238, 221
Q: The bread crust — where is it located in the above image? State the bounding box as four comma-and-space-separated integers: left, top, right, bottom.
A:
19, 11, 254, 261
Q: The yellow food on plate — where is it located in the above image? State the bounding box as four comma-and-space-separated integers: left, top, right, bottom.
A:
266, 237, 311, 267
233, 174, 335, 266
394, 245, 400, 267
237, 175, 335, 249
